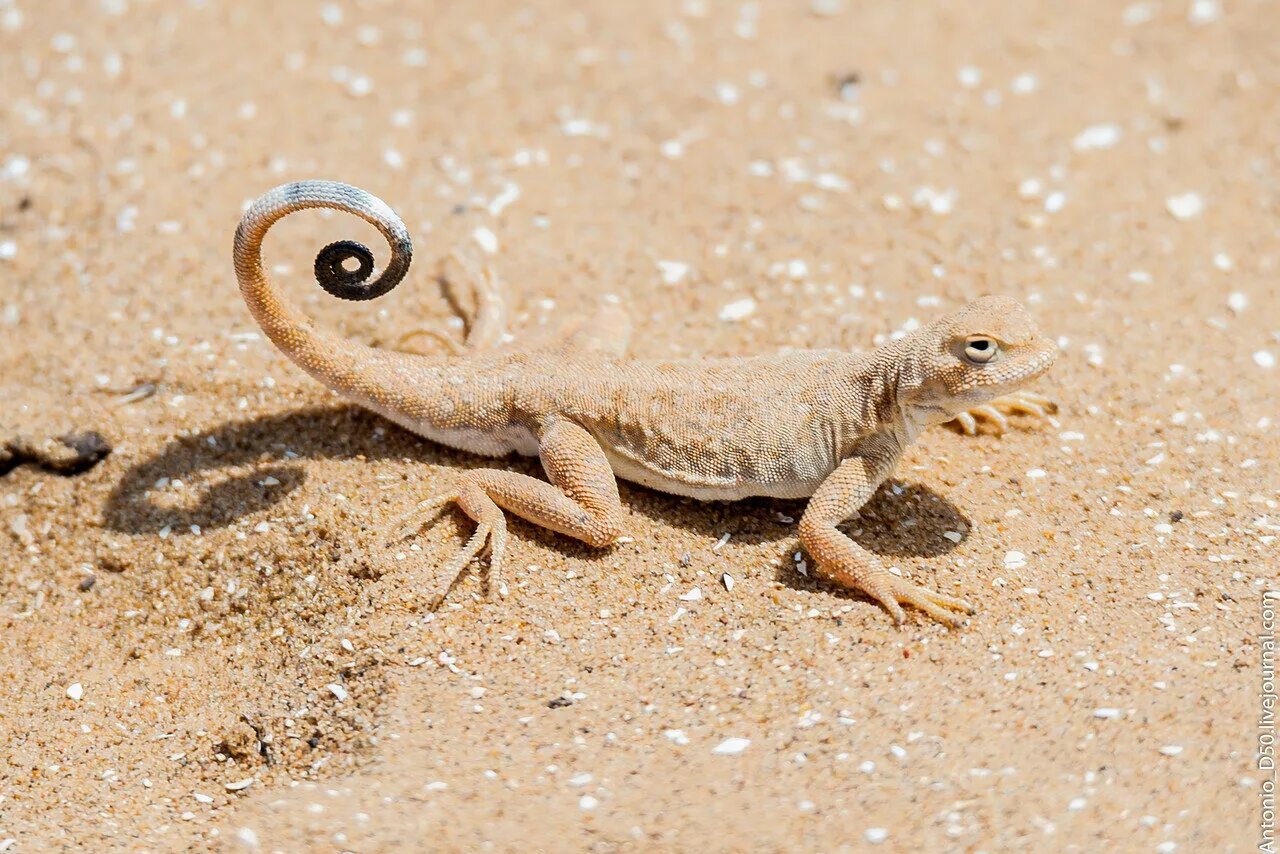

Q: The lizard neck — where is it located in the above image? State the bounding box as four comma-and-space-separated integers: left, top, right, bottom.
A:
826, 339, 915, 457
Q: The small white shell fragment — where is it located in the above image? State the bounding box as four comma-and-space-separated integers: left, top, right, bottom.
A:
1255, 351, 1276, 369
718, 297, 757, 322
679, 587, 703, 602
1227, 292, 1247, 314
578, 794, 599, 810
943, 531, 962, 543
327, 683, 349, 702
1160, 745, 1184, 756
225, 778, 255, 791
1188, 0, 1221, 24
657, 260, 690, 285
66, 683, 84, 701
1165, 193, 1203, 220
1093, 707, 1122, 719
664, 729, 690, 745
721, 573, 735, 591
1003, 551, 1027, 569
864, 828, 889, 844
472, 227, 498, 254
1073, 123, 1122, 151
713, 737, 751, 755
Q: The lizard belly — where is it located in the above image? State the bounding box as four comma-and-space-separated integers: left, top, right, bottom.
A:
601, 446, 831, 501
368, 403, 541, 458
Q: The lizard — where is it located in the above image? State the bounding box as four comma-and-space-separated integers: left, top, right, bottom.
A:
232, 180, 1058, 627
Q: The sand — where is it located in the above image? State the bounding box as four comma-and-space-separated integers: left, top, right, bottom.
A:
2, 0, 1277, 850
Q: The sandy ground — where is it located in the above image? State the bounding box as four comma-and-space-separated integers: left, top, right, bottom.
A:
2, 0, 1278, 851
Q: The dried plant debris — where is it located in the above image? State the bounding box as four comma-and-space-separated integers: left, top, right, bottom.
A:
1, 430, 112, 475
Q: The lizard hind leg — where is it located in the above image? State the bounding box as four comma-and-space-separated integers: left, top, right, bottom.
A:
439, 252, 509, 350
388, 418, 624, 610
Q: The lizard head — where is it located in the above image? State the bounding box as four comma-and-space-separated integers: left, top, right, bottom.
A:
899, 296, 1057, 425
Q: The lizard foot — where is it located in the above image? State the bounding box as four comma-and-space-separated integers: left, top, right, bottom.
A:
385, 486, 508, 609
950, 391, 1057, 436
865, 574, 976, 628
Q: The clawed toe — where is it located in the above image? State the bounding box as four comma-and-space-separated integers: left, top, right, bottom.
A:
882, 577, 975, 628
950, 391, 1058, 435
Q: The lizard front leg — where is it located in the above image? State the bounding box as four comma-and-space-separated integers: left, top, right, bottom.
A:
390, 418, 625, 607
798, 447, 975, 627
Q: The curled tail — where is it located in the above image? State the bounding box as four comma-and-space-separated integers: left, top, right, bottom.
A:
232, 180, 426, 409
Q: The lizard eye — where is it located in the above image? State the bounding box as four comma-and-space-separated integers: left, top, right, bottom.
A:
963, 336, 998, 364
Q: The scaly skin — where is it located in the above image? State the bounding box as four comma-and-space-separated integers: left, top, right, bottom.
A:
233, 181, 1059, 627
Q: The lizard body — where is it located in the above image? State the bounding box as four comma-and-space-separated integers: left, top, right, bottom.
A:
233, 181, 1058, 626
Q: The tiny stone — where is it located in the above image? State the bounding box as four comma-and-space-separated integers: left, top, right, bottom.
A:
718, 297, 757, 322
1166, 192, 1203, 220
713, 737, 750, 755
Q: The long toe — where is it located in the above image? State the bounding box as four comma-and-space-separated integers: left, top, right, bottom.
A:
892, 579, 972, 628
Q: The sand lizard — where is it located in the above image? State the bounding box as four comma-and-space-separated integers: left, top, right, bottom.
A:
232, 181, 1058, 627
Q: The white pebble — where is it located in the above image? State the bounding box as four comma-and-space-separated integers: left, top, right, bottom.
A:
679, 587, 703, 601
1011, 73, 1039, 94
472, 227, 498, 255
1003, 551, 1027, 569
713, 737, 751, 755
718, 297, 757, 322
1254, 351, 1276, 369
1227, 292, 1247, 314
657, 260, 690, 285
66, 682, 84, 701
1166, 192, 1203, 220
1073, 123, 1122, 151
1160, 745, 1183, 756
327, 683, 349, 702
1093, 707, 1122, 719
864, 827, 889, 844
579, 794, 599, 810
1188, 0, 1221, 24
664, 729, 690, 745
1026, 468, 1047, 479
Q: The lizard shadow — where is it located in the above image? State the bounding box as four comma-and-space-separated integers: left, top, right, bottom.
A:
103, 405, 970, 580
604, 479, 969, 568
101, 404, 464, 535
765, 482, 973, 598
